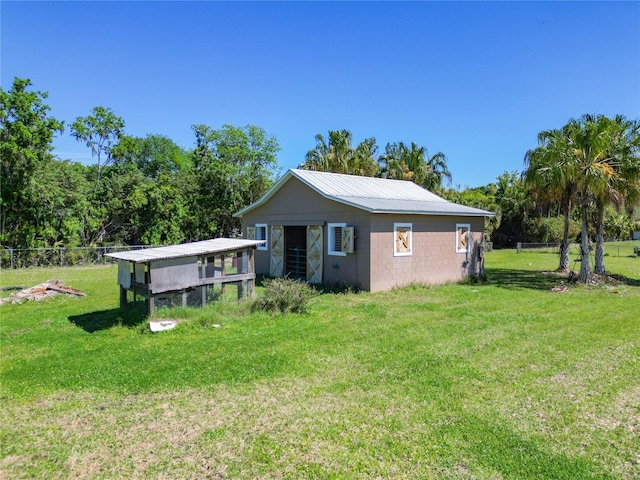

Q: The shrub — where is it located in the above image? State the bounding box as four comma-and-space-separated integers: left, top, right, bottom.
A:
526, 217, 579, 243
253, 277, 317, 314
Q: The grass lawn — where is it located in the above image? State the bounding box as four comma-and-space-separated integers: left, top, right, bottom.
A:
1, 242, 639, 478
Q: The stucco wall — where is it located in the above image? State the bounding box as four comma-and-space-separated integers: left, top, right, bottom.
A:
240, 177, 487, 292
368, 215, 485, 292
241, 177, 372, 289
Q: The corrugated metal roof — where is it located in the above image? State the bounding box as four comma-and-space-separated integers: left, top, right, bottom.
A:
105, 238, 265, 263
294, 169, 446, 202
235, 169, 495, 217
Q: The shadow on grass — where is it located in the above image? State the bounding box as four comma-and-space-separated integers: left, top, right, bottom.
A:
448, 414, 618, 479
484, 268, 564, 291
607, 273, 640, 287
69, 303, 147, 333
485, 268, 640, 290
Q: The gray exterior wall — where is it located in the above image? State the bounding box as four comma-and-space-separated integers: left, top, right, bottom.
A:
241, 177, 486, 291
241, 177, 372, 289
368, 215, 485, 292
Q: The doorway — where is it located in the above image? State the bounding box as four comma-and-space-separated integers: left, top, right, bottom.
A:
285, 226, 307, 279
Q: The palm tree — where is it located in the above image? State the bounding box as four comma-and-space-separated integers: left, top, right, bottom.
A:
524, 114, 639, 282
565, 114, 623, 281
379, 141, 451, 192
523, 127, 578, 271
299, 130, 378, 177
590, 115, 640, 274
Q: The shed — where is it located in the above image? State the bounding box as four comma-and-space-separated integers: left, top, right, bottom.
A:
106, 238, 264, 315
234, 169, 495, 292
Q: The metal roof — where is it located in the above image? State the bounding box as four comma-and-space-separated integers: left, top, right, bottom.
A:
105, 238, 265, 263
235, 169, 495, 217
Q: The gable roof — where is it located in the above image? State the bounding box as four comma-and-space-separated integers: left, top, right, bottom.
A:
234, 169, 495, 217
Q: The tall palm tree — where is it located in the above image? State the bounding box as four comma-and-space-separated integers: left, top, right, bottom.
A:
299, 130, 378, 176
590, 115, 640, 274
566, 114, 623, 281
523, 127, 578, 271
379, 141, 451, 192
525, 114, 639, 282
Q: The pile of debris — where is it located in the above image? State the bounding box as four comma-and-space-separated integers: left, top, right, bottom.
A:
0, 280, 85, 305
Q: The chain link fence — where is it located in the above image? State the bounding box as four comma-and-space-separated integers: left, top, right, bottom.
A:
0, 246, 158, 269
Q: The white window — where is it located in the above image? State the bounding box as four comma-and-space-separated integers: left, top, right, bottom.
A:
255, 224, 268, 251
328, 223, 347, 256
394, 223, 412, 256
456, 223, 471, 253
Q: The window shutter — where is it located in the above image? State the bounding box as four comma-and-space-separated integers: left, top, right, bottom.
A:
342, 227, 354, 253
246, 226, 256, 240
333, 226, 342, 252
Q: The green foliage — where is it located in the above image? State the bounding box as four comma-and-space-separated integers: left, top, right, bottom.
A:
524, 114, 640, 280
603, 210, 634, 240
378, 141, 451, 192
71, 106, 125, 180
525, 216, 580, 244
189, 124, 280, 238
252, 277, 317, 314
1, 77, 281, 249
299, 129, 379, 177
442, 184, 499, 238
0, 77, 64, 248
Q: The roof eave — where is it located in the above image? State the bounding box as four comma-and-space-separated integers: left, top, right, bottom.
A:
328, 195, 495, 217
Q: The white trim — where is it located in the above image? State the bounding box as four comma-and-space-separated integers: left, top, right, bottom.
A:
328, 223, 347, 256
394, 223, 412, 257
456, 223, 471, 253
255, 224, 268, 251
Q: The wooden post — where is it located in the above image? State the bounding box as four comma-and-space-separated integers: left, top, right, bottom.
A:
182, 289, 187, 307
242, 251, 249, 273
201, 285, 207, 308
220, 255, 226, 295
148, 295, 155, 316
120, 286, 127, 308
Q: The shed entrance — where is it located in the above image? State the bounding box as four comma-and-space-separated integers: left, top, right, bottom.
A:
285, 226, 307, 279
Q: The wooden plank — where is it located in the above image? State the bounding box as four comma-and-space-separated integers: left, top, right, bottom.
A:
196, 272, 256, 286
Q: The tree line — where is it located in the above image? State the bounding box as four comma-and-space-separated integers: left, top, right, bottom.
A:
2, 77, 639, 282
1, 78, 280, 249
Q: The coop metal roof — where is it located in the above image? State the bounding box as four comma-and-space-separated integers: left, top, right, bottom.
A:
235, 169, 495, 217
105, 238, 265, 263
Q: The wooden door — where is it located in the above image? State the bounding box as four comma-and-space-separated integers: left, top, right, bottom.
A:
306, 225, 323, 284
270, 225, 284, 277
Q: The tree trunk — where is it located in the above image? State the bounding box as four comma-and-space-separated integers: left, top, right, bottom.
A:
579, 205, 591, 283
594, 201, 606, 275
559, 199, 571, 271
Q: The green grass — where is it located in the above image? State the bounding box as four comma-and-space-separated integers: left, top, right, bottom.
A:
1, 242, 639, 478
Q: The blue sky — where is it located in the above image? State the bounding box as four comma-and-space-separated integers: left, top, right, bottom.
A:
2, 1, 639, 188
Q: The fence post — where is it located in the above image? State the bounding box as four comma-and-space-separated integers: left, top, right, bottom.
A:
10, 248, 14, 269
517, 242, 522, 253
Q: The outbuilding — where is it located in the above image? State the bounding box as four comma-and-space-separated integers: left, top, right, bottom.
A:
106, 238, 264, 315
234, 169, 494, 292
